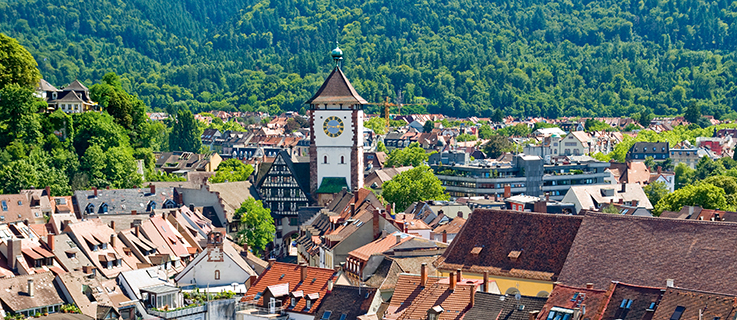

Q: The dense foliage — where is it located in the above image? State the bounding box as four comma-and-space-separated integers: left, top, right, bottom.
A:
382, 166, 449, 212
6, 0, 737, 117
210, 159, 254, 183
235, 198, 275, 254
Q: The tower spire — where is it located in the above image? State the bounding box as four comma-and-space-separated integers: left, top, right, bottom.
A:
331, 41, 343, 68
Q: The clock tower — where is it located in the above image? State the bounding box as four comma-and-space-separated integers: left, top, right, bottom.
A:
306, 46, 366, 198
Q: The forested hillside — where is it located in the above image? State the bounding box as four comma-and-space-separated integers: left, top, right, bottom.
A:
3, 0, 737, 118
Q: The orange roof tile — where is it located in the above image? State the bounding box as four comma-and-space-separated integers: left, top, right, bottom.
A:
349, 233, 413, 261
386, 274, 476, 320
244, 262, 336, 314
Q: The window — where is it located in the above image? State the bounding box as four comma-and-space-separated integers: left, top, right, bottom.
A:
305, 300, 312, 310
17, 200, 21, 206
321, 311, 332, 319
324, 156, 328, 164
339, 315, 347, 320
670, 306, 685, 320
1, 201, 6, 211
290, 297, 296, 307
620, 299, 632, 308
546, 307, 574, 320
214, 270, 220, 280
340, 156, 345, 164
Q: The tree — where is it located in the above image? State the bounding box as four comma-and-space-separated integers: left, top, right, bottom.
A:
643, 181, 669, 207
584, 119, 612, 132
210, 159, 254, 183
385, 142, 428, 167
601, 205, 620, 214
675, 163, 695, 190
684, 102, 702, 124
0, 84, 44, 147
364, 117, 387, 135
491, 109, 504, 123
696, 156, 725, 180
382, 166, 449, 211
653, 183, 729, 215
638, 110, 654, 127
91, 73, 146, 134
483, 134, 514, 158
235, 198, 275, 254
72, 112, 130, 155
478, 124, 493, 139
376, 140, 388, 153
423, 120, 435, 133
0, 33, 40, 89
497, 123, 532, 137
169, 108, 202, 152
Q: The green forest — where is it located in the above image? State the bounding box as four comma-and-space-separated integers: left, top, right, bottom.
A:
3, 0, 737, 118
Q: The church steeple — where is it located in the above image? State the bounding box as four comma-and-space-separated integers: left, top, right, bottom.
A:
304, 46, 367, 107
331, 42, 343, 68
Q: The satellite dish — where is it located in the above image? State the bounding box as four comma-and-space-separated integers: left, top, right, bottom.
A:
515, 292, 521, 301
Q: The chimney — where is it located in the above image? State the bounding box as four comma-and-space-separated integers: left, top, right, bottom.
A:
442, 230, 448, 243
546, 193, 550, 202
300, 263, 308, 282
618, 198, 623, 204
586, 283, 594, 289
534, 200, 547, 214
457, 211, 463, 218
162, 212, 166, 220
385, 203, 392, 216
689, 206, 694, 217
657, 166, 662, 174
620, 184, 626, 193
483, 271, 490, 293
110, 234, 117, 248
149, 184, 156, 195
131, 210, 137, 215
632, 199, 639, 207
110, 221, 116, 231
268, 258, 276, 267
47, 234, 54, 251
44, 186, 51, 197
396, 234, 402, 244
420, 263, 428, 287
449, 272, 456, 291
92, 187, 98, 197
327, 279, 334, 293
134, 225, 140, 237
27, 279, 34, 297
8, 239, 20, 271
504, 185, 511, 198
666, 279, 674, 287
470, 285, 475, 307
189, 204, 195, 212
350, 203, 356, 217
373, 209, 381, 240
456, 269, 462, 281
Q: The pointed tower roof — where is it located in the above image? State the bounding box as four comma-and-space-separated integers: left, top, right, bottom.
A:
64, 80, 89, 92
305, 67, 368, 105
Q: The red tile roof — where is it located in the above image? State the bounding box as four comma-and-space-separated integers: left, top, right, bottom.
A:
434, 209, 583, 281
386, 274, 476, 320
243, 262, 336, 314
536, 284, 609, 320
348, 232, 413, 261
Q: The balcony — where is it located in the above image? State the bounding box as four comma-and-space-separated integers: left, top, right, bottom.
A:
147, 304, 206, 319
235, 297, 289, 320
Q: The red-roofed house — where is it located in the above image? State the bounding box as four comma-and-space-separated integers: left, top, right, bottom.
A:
536, 283, 609, 320
239, 262, 337, 320
345, 232, 413, 280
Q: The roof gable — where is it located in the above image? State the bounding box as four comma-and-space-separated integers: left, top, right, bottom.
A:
244, 262, 336, 314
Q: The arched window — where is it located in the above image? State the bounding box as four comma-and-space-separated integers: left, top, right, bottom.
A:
505, 287, 520, 295
214, 270, 220, 280
340, 156, 345, 164
323, 156, 328, 164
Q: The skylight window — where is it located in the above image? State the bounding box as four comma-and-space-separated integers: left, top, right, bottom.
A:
321, 311, 332, 319
670, 306, 685, 320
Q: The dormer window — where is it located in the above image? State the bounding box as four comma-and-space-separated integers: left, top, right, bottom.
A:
147, 201, 157, 212
99, 203, 109, 214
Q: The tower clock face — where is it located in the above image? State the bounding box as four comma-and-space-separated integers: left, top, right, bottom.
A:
323, 116, 345, 138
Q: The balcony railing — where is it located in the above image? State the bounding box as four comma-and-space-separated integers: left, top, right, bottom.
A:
235, 297, 288, 320
147, 304, 206, 319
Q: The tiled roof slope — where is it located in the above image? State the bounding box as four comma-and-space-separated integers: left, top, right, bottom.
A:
305, 67, 368, 105
387, 274, 440, 317
244, 262, 336, 314
598, 282, 664, 320
389, 275, 476, 320
312, 285, 377, 320
536, 284, 609, 320
651, 287, 737, 320
434, 209, 583, 281
558, 212, 737, 295
464, 292, 547, 320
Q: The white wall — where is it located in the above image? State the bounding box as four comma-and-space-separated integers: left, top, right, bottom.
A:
177, 254, 251, 288
314, 109, 364, 191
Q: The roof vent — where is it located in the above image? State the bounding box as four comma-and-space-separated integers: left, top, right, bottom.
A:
508, 250, 522, 262
471, 247, 483, 255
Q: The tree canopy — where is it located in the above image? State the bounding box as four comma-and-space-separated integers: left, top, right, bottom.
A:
235, 198, 275, 254
0, 33, 40, 90
210, 159, 254, 183
653, 183, 729, 215
382, 166, 449, 212
385, 142, 429, 167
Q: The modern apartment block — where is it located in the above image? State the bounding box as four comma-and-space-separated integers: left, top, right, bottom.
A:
430, 154, 611, 200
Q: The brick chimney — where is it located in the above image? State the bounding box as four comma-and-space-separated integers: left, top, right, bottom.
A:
456, 269, 462, 282
268, 258, 276, 267
385, 203, 392, 216
657, 166, 662, 174
449, 272, 456, 291
442, 230, 448, 243
586, 283, 594, 289
92, 187, 98, 198
483, 271, 490, 293
300, 263, 308, 282
373, 209, 381, 240
149, 184, 156, 195
110, 234, 117, 248
457, 211, 463, 218
420, 263, 428, 287
47, 234, 54, 251
134, 225, 140, 237
632, 199, 639, 207
504, 185, 511, 199
110, 221, 116, 231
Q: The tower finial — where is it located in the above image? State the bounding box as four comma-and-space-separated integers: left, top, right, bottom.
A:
331, 41, 343, 68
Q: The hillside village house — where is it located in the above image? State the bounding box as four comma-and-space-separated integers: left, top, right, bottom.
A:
37, 79, 98, 113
